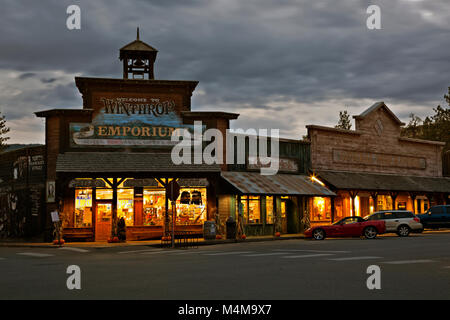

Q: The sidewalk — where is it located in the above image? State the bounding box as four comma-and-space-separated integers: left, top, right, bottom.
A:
0, 233, 305, 249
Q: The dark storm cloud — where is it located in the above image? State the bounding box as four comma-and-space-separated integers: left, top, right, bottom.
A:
0, 0, 448, 143
18, 72, 37, 80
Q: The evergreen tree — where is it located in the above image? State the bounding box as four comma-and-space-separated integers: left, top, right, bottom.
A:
0, 111, 10, 151
335, 110, 352, 130
402, 87, 450, 153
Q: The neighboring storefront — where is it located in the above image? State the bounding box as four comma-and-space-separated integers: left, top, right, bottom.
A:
0, 145, 46, 239
307, 102, 450, 225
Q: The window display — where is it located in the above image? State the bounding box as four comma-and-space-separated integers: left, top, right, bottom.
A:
173, 188, 207, 225
143, 189, 165, 226
266, 196, 274, 224
117, 189, 134, 226
310, 197, 331, 221
74, 189, 92, 227
96, 189, 113, 200
240, 196, 261, 224
377, 195, 393, 211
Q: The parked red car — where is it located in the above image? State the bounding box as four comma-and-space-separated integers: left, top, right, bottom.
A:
304, 216, 386, 240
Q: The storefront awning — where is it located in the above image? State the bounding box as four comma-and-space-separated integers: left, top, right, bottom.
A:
314, 170, 450, 193
221, 171, 336, 196
56, 152, 221, 173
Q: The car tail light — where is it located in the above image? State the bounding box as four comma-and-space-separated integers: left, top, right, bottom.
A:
413, 217, 420, 223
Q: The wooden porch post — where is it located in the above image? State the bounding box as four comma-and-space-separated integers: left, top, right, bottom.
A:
409, 192, 417, 214
389, 191, 399, 210
370, 191, 378, 213
349, 190, 357, 217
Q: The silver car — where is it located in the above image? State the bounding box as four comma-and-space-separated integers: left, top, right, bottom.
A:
365, 210, 423, 237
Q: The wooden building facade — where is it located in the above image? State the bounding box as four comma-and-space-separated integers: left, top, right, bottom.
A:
307, 102, 450, 226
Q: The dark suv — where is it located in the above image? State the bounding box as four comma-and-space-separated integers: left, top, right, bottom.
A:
416, 205, 450, 229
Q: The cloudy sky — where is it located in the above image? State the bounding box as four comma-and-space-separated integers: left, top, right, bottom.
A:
0, 0, 449, 143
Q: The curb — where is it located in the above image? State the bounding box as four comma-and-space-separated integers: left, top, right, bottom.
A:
0, 235, 305, 249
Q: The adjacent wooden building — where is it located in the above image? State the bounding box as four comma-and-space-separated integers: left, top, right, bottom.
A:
307, 102, 450, 225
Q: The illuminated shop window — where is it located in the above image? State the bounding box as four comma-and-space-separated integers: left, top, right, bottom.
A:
377, 195, 393, 211
143, 188, 165, 226
240, 196, 261, 224
310, 197, 331, 222
266, 196, 274, 224
74, 189, 92, 227
117, 189, 134, 226
173, 187, 207, 225
96, 189, 113, 200
142, 187, 208, 226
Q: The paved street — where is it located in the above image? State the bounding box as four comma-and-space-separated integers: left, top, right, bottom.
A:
1, 231, 450, 300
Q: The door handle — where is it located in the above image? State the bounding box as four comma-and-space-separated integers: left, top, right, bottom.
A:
394, 220, 399, 222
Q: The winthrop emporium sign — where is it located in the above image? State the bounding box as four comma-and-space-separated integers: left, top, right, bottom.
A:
70, 97, 184, 147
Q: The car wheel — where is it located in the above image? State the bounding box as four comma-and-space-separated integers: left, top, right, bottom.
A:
312, 229, 326, 240
364, 226, 377, 239
397, 225, 410, 237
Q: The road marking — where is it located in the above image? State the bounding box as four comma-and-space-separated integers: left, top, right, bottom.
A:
328, 256, 382, 261
118, 249, 164, 254
170, 250, 231, 255
383, 259, 435, 265
282, 253, 335, 259
140, 250, 171, 255
273, 249, 350, 253
58, 247, 90, 253
17, 253, 54, 258
241, 252, 288, 257
203, 251, 254, 256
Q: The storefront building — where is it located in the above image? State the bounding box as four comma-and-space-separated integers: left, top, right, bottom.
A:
307, 102, 450, 226
35, 32, 332, 241
0, 146, 46, 239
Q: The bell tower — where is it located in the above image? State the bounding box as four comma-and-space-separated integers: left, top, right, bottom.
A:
119, 28, 158, 80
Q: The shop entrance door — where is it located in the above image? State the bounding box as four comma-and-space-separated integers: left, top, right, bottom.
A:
95, 202, 112, 241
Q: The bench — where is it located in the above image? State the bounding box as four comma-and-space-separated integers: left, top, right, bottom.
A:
161, 231, 200, 248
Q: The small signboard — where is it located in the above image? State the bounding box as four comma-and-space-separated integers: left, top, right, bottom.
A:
46, 180, 56, 203
50, 211, 60, 222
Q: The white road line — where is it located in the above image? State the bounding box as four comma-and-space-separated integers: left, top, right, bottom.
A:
282, 253, 335, 259
58, 247, 90, 253
383, 259, 435, 265
118, 249, 164, 254
273, 249, 350, 253
328, 256, 382, 261
171, 251, 222, 255
241, 252, 288, 257
203, 251, 254, 256
17, 253, 54, 258
140, 250, 171, 255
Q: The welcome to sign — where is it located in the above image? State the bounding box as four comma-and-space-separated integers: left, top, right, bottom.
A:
69, 96, 193, 148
